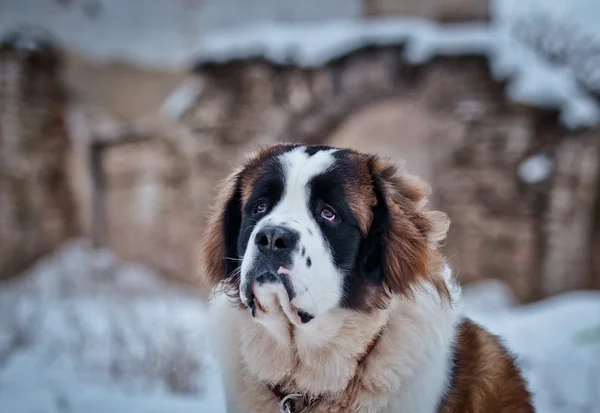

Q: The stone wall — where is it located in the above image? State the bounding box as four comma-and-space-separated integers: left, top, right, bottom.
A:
0, 31, 77, 279
91, 49, 600, 302
91, 124, 232, 286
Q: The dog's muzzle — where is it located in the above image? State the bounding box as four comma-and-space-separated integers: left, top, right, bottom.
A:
241, 225, 315, 324
242, 269, 314, 325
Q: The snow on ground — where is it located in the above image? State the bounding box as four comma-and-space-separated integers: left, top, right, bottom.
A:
0, 240, 599, 413
463, 284, 600, 413
0, 239, 226, 413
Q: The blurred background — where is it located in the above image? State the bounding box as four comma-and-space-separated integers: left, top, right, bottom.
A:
1, 0, 599, 412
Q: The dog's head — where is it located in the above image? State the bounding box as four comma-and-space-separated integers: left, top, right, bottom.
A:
201, 144, 449, 326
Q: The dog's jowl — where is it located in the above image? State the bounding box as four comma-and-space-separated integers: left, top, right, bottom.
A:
201, 144, 535, 413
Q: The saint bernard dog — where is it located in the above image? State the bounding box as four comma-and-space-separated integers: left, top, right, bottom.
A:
201, 144, 534, 413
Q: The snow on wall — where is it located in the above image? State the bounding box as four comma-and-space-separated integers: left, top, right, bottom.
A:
197, 19, 494, 67
0, 0, 362, 69
490, 0, 600, 129
195, 15, 599, 129
518, 153, 554, 184
193, 0, 600, 129
160, 76, 205, 121
494, 0, 600, 95
0, 0, 598, 128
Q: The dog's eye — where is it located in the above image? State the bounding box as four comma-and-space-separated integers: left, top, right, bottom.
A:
320, 207, 336, 222
254, 201, 268, 215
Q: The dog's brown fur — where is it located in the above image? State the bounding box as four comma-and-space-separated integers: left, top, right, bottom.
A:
439, 320, 535, 413
202, 144, 535, 413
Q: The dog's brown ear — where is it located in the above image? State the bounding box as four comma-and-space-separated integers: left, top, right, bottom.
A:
200, 167, 244, 292
361, 157, 450, 300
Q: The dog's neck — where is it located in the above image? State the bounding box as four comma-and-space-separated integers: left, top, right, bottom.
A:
211, 268, 461, 413
239, 303, 391, 396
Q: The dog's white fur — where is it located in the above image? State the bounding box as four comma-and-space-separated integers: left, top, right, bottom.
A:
208, 265, 461, 413
240, 147, 345, 323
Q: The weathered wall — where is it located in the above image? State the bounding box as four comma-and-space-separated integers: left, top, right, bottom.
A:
64, 52, 188, 122
96, 126, 231, 285
0, 32, 77, 279
90, 50, 599, 301
364, 0, 489, 21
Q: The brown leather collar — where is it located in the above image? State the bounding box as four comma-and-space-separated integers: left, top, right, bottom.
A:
268, 330, 383, 413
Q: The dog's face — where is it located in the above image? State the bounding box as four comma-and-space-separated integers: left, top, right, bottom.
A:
237, 147, 365, 324
202, 144, 449, 326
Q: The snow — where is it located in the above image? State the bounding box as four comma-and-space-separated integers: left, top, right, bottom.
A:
461, 279, 517, 312
490, 0, 600, 129
493, 0, 600, 95
195, 16, 600, 129
195, 18, 491, 68
2, 1, 599, 129
403, 22, 492, 64
0, 0, 361, 70
0, 240, 226, 413
464, 291, 600, 413
518, 154, 554, 184
1, 240, 599, 413
160, 77, 205, 121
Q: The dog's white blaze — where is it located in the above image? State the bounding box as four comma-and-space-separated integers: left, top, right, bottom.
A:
240, 146, 344, 320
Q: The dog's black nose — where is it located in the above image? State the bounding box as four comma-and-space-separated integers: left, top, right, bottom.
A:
255, 226, 298, 252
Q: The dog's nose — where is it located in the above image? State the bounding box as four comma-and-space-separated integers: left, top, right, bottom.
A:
255, 226, 298, 252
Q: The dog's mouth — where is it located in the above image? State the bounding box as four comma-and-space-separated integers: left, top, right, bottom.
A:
248, 292, 266, 317
244, 269, 314, 325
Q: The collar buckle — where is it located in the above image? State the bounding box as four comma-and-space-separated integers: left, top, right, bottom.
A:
279, 393, 307, 413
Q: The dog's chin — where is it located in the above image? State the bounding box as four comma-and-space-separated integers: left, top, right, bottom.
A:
242, 270, 314, 326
